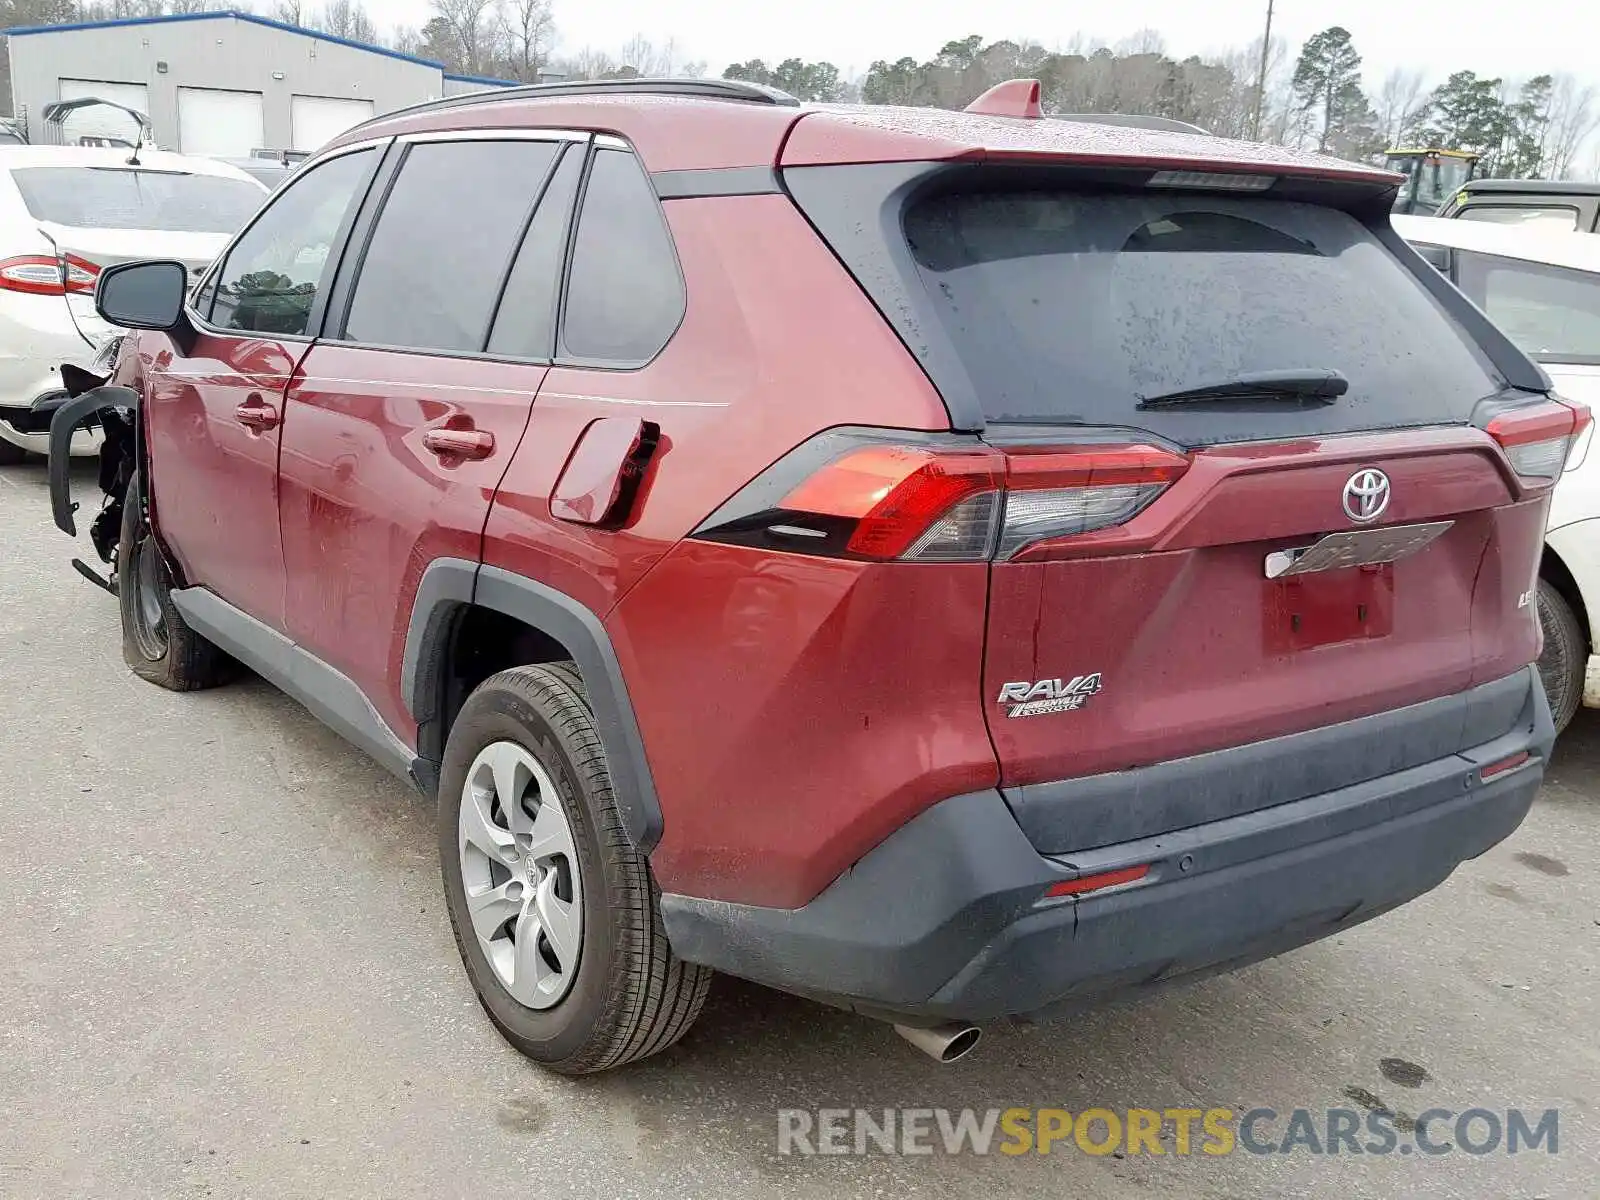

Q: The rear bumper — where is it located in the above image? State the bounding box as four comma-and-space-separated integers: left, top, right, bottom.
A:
661, 666, 1552, 1021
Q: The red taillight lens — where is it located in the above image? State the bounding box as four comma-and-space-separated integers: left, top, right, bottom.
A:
998, 445, 1189, 561
1487, 399, 1591, 483
701, 438, 1189, 562
0, 253, 99, 296
780, 445, 1003, 560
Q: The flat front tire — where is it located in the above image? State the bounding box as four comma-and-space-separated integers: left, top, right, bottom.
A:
118, 470, 232, 690
438, 664, 709, 1074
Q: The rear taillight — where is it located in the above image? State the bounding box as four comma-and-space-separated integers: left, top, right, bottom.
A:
0, 253, 99, 296
1487, 398, 1592, 484
694, 436, 1189, 563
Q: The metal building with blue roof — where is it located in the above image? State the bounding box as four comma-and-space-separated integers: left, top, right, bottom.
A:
1, 9, 511, 157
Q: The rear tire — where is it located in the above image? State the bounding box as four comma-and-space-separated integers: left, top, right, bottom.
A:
439, 664, 709, 1074
118, 470, 233, 691
1536, 578, 1585, 735
0, 439, 27, 465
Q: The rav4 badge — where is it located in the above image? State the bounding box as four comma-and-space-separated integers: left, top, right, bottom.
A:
996, 674, 1103, 718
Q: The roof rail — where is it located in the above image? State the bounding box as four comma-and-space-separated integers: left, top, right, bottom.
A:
352, 76, 800, 133
1052, 113, 1210, 136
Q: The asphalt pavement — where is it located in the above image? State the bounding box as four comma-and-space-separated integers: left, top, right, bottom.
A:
2, 458, 1596, 1199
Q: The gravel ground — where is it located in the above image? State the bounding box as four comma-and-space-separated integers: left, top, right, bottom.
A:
2, 458, 1596, 1199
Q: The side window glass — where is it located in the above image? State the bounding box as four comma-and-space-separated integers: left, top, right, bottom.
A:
562, 148, 684, 364
343, 139, 558, 354
211, 148, 375, 337
1462, 252, 1600, 362
487, 146, 583, 360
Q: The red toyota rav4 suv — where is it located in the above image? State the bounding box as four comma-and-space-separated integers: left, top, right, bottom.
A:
51, 78, 1577, 1073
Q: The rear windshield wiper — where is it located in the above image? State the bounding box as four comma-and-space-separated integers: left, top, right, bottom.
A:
1136, 369, 1349, 410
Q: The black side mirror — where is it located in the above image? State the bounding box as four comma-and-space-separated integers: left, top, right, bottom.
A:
95, 260, 187, 330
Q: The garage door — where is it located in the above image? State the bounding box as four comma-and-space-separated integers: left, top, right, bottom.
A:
290, 95, 375, 154
57, 79, 150, 146
177, 88, 265, 158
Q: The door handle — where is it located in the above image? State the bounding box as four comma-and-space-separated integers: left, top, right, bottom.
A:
423, 428, 495, 461
234, 399, 279, 431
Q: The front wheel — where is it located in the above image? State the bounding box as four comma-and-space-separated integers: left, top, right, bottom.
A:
118, 470, 233, 690
1536, 578, 1586, 735
438, 664, 709, 1074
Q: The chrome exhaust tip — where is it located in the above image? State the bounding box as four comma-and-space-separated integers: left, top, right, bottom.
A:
894, 1021, 982, 1063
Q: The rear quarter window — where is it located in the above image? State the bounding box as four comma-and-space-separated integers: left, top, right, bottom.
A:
560, 148, 684, 365
902, 190, 1502, 444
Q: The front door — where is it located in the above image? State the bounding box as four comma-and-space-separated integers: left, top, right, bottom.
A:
147, 145, 381, 629
278, 134, 580, 738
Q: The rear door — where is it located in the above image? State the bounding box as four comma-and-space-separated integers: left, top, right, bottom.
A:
278, 132, 581, 740
890, 182, 1557, 787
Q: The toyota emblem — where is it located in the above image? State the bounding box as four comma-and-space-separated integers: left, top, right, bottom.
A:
1342, 468, 1391, 523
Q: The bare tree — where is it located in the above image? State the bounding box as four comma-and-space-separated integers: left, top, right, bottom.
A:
316, 0, 376, 42
1546, 74, 1600, 177
555, 47, 617, 80
499, 0, 552, 81
431, 0, 502, 75
1114, 28, 1166, 57
390, 24, 424, 57
1374, 68, 1427, 149
617, 34, 687, 77
271, 0, 306, 22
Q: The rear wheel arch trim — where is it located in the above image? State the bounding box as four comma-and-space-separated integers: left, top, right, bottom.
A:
402, 558, 663, 851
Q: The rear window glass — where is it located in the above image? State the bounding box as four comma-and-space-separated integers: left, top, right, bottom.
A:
903, 190, 1501, 442
1457, 204, 1581, 232
11, 166, 265, 233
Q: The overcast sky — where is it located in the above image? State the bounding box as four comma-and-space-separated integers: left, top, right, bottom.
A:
378, 0, 1597, 89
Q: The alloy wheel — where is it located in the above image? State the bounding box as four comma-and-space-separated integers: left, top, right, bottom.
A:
457, 741, 584, 1009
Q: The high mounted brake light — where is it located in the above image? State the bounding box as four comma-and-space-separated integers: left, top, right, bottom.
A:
694, 437, 1190, 563
1146, 170, 1275, 192
1487, 398, 1592, 483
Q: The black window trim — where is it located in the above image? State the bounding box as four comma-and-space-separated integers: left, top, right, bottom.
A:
184, 136, 390, 344
553, 134, 688, 372
321, 127, 592, 367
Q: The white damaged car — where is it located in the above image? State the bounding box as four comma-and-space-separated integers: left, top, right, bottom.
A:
1398, 214, 1600, 731
0, 145, 265, 462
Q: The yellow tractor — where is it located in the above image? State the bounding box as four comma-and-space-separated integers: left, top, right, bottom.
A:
1385, 148, 1483, 216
